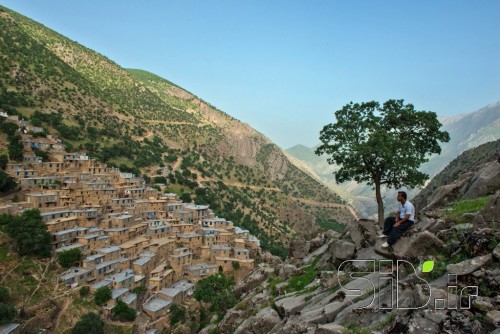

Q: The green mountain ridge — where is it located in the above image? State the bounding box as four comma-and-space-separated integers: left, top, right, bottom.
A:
0, 5, 355, 249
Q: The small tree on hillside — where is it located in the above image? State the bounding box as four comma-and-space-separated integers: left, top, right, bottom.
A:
57, 248, 82, 268
316, 100, 450, 225
193, 272, 236, 316
94, 286, 112, 306
71, 312, 104, 334
3, 209, 51, 256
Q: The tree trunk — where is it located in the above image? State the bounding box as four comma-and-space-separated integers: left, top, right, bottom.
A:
375, 177, 384, 227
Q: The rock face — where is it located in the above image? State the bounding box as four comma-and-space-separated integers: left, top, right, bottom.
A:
447, 254, 493, 276
421, 174, 471, 211
494, 242, 500, 261
473, 190, 500, 230
235, 266, 274, 296
277, 264, 302, 279
374, 230, 446, 260
332, 240, 356, 262
349, 219, 378, 250
289, 239, 310, 259
234, 307, 281, 334
463, 161, 500, 199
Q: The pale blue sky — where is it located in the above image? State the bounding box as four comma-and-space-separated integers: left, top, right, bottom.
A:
1, 1, 499, 148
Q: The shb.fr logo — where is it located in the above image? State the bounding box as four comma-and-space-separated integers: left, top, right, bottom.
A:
337, 259, 478, 310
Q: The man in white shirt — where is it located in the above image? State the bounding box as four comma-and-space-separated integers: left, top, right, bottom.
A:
379, 191, 415, 248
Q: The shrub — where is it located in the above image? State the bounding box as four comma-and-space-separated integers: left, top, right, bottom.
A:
94, 286, 112, 306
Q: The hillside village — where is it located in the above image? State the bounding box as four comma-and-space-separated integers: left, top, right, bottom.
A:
0, 113, 262, 327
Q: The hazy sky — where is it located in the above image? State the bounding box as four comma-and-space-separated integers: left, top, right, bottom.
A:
2, 1, 499, 148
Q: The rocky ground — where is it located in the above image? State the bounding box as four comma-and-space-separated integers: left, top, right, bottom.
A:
200, 159, 500, 334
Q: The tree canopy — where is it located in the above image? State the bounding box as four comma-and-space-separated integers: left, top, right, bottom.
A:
315, 100, 450, 224
2, 209, 51, 257
57, 248, 82, 268
193, 272, 236, 315
71, 312, 104, 334
94, 286, 112, 306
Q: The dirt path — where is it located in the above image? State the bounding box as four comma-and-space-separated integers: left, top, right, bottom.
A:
291, 197, 361, 220
172, 157, 183, 170
221, 180, 282, 192
53, 298, 72, 331
28, 258, 53, 304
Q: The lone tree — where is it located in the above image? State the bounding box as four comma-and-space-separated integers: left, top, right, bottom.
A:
315, 99, 449, 225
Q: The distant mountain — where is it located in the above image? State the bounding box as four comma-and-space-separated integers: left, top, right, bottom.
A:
0, 5, 355, 250
287, 102, 500, 218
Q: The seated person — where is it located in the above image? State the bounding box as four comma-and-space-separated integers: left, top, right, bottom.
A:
379, 191, 415, 248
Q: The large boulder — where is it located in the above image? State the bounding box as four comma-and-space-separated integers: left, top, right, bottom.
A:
473, 190, 500, 230
290, 238, 310, 259
234, 306, 281, 334
374, 230, 446, 260
463, 161, 500, 199
421, 173, 472, 211
349, 219, 378, 250
332, 240, 356, 262
274, 294, 311, 317
447, 253, 493, 276
277, 264, 302, 279
494, 242, 500, 261
235, 265, 274, 296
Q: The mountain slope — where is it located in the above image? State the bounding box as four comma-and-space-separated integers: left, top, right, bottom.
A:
287, 102, 500, 218
0, 5, 355, 249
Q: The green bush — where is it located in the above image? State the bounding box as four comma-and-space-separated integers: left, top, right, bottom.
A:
94, 286, 112, 306
0, 303, 16, 325
169, 304, 186, 326
3, 209, 51, 257
71, 312, 104, 334
113, 300, 136, 322
57, 248, 82, 268
193, 272, 236, 316
79, 286, 89, 297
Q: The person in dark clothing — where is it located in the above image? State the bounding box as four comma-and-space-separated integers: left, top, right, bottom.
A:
379, 191, 415, 248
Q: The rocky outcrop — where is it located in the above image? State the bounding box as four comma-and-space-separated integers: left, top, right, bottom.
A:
374, 230, 446, 260
289, 238, 310, 259
331, 240, 356, 262
463, 161, 500, 199
348, 219, 378, 250
447, 254, 493, 276
473, 190, 500, 230
234, 307, 281, 334
235, 265, 275, 296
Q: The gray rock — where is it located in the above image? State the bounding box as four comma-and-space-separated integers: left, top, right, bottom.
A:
406, 309, 445, 333
472, 297, 495, 311
278, 264, 302, 279
316, 324, 346, 334
349, 219, 378, 250
353, 246, 389, 269
422, 174, 471, 211
332, 240, 356, 262
309, 233, 327, 251
447, 253, 492, 275
374, 230, 446, 260
428, 219, 451, 233
303, 243, 330, 265
234, 306, 281, 334
463, 160, 500, 199
473, 190, 500, 230
494, 242, 500, 261
235, 265, 274, 296
218, 309, 244, 334
274, 293, 310, 317
290, 238, 311, 259
486, 310, 500, 326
